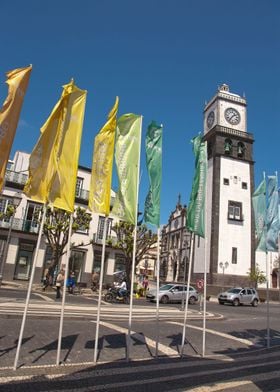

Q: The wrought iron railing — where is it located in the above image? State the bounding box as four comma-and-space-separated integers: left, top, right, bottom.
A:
4, 170, 116, 205
5, 170, 28, 185
0, 218, 39, 233
92, 233, 118, 246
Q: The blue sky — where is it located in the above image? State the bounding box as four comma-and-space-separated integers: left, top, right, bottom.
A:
1, 0, 280, 226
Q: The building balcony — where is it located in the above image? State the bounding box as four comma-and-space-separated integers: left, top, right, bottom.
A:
5, 170, 28, 189
4, 170, 116, 207
92, 233, 118, 246
0, 218, 39, 234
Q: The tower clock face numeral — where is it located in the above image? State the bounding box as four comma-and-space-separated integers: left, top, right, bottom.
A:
207, 111, 215, 129
224, 107, 240, 125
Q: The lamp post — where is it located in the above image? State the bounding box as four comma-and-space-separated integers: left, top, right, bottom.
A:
0, 194, 22, 287
219, 261, 229, 291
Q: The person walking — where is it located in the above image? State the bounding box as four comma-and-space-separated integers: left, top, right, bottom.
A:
91, 271, 100, 291
42, 262, 54, 291
55, 269, 64, 299
142, 275, 149, 296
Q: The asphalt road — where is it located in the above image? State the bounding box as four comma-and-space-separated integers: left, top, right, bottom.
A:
0, 287, 280, 391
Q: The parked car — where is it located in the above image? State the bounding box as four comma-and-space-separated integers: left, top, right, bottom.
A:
218, 287, 259, 307
146, 283, 199, 304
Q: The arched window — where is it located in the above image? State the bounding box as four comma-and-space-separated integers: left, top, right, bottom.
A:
237, 142, 245, 157
224, 138, 232, 154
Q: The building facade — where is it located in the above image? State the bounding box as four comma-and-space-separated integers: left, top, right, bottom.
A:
193, 84, 255, 286
0, 151, 126, 287
160, 196, 191, 283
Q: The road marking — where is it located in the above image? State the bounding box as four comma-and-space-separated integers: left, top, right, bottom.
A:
0, 375, 34, 384
33, 293, 55, 302
173, 380, 260, 391
92, 320, 179, 356
169, 321, 253, 346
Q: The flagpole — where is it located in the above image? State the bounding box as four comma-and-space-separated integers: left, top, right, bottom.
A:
127, 115, 143, 361
56, 213, 73, 366
202, 157, 208, 358
13, 204, 47, 370
263, 171, 270, 349
180, 232, 194, 356
94, 215, 108, 363
155, 227, 160, 357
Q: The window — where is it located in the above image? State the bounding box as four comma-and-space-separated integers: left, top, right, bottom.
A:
223, 178, 229, 185
76, 212, 91, 234
75, 177, 84, 198
0, 198, 13, 223
242, 182, 247, 189
115, 253, 126, 272
224, 138, 232, 154
228, 201, 242, 221
97, 216, 112, 240
24, 203, 41, 233
232, 247, 237, 264
237, 142, 245, 157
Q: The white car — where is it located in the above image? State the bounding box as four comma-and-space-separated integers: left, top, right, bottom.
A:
146, 283, 199, 304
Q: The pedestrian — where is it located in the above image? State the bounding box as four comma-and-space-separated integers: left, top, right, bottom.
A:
142, 275, 149, 295
55, 269, 64, 299
91, 271, 100, 291
42, 261, 54, 291
67, 271, 76, 294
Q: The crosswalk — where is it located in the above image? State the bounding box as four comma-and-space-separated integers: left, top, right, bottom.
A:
0, 300, 219, 321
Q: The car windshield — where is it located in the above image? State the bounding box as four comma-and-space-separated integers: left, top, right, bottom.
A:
227, 288, 242, 294
159, 284, 174, 291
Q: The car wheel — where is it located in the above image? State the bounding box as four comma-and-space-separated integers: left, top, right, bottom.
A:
252, 299, 258, 307
218, 300, 224, 305
233, 298, 239, 306
161, 295, 169, 304
188, 296, 196, 305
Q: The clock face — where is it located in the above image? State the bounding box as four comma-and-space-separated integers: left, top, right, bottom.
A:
207, 111, 215, 129
224, 107, 240, 125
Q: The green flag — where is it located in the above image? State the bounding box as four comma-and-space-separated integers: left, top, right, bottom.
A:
187, 134, 207, 238
112, 113, 142, 224
252, 178, 267, 252
144, 121, 163, 227
266, 176, 278, 251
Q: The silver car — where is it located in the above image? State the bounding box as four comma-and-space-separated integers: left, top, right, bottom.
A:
218, 287, 259, 307
146, 283, 198, 305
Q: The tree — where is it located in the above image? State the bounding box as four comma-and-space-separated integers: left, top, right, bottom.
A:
247, 263, 266, 288
36, 206, 92, 272
111, 221, 157, 286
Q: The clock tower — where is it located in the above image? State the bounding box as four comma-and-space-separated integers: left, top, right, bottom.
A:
193, 84, 255, 286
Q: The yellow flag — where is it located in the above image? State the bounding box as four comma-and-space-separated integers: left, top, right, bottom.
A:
24, 80, 87, 212
0, 65, 32, 192
88, 97, 119, 215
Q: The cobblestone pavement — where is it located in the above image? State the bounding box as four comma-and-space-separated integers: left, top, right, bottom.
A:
1, 345, 280, 391
1, 284, 280, 391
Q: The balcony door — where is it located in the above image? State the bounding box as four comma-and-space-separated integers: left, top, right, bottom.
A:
24, 202, 41, 233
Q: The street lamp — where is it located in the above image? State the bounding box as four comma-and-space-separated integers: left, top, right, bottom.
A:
219, 261, 229, 291
0, 193, 22, 286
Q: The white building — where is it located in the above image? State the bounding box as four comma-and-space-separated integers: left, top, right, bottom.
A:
0, 151, 126, 287
192, 84, 255, 287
